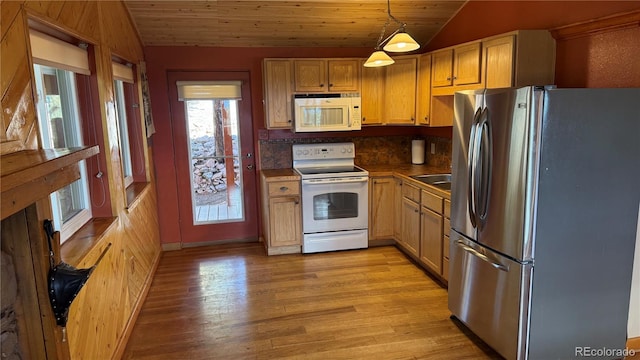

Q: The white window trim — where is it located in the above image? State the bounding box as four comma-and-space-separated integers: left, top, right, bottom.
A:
114, 79, 134, 188
33, 64, 93, 243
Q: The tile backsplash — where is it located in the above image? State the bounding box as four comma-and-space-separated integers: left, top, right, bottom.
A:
259, 135, 451, 170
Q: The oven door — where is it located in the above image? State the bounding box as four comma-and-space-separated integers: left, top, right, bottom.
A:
301, 176, 368, 233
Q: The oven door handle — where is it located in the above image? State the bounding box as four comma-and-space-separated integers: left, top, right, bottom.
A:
302, 177, 369, 185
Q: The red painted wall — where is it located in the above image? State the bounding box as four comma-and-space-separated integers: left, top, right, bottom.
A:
145, 46, 372, 245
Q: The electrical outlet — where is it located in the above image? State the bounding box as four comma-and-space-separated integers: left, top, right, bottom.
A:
430, 142, 436, 154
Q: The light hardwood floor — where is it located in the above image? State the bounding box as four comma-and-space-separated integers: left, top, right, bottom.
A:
122, 243, 500, 359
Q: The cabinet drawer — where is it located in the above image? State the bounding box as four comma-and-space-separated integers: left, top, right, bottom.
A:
268, 181, 300, 196
444, 218, 450, 237
444, 199, 451, 218
402, 182, 421, 202
421, 190, 443, 213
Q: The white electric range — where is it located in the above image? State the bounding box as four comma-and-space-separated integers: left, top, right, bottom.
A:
292, 143, 369, 253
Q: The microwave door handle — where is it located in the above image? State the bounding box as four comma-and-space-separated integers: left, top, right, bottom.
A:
347, 106, 352, 128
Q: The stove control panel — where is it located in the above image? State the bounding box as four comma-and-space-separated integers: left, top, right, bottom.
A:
292, 143, 354, 161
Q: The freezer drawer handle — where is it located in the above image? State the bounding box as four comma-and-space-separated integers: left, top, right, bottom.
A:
456, 240, 508, 272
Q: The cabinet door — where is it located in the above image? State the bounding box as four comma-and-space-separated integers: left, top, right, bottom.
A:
416, 53, 432, 125
360, 61, 384, 125
269, 196, 301, 247
401, 197, 420, 258
483, 35, 515, 89
328, 59, 359, 92
431, 49, 453, 87
453, 42, 481, 86
369, 177, 395, 240
419, 207, 443, 274
294, 60, 326, 92
263, 60, 293, 129
384, 57, 417, 124
394, 178, 403, 241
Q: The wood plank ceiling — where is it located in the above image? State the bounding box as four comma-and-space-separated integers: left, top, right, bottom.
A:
123, 0, 466, 47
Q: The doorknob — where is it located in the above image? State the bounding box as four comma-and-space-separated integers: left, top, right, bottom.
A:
246, 164, 254, 170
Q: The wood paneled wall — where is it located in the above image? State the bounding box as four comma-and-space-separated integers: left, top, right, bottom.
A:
1, 1, 160, 359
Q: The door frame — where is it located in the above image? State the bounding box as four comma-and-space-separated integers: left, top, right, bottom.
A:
167, 71, 258, 245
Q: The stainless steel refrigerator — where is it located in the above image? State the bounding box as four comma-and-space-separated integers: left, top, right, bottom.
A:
448, 86, 640, 360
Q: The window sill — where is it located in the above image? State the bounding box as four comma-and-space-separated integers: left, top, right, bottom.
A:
126, 181, 151, 211
60, 216, 118, 267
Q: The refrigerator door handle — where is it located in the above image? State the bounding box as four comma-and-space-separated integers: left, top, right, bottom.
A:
477, 108, 492, 223
467, 108, 482, 228
471, 110, 485, 228
456, 240, 508, 272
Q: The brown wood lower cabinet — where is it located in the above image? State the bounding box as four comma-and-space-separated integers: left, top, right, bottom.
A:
369, 176, 395, 241
420, 206, 443, 274
260, 170, 302, 255
443, 200, 451, 281
388, 176, 449, 283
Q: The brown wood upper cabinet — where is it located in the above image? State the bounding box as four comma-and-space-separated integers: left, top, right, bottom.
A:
384, 57, 417, 124
294, 59, 360, 93
483, 31, 555, 89
360, 60, 385, 125
263, 59, 294, 129
431, 42, 481, 88
415, 53, 432, 126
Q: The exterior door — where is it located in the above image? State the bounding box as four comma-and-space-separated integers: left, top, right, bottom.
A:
168, 71, 257, 245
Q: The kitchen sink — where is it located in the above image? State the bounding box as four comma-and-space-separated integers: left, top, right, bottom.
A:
409, 174, 452, 191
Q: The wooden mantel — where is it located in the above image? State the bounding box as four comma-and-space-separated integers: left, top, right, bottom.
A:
1, 146, 99, 221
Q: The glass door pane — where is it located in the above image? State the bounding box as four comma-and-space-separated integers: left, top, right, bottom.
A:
185, 99, 243, 224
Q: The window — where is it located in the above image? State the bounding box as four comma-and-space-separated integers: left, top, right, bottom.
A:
114, 79, 133, 187
112, 61, 149, 199
34, 64, 92, 242
30, 29, 96, 243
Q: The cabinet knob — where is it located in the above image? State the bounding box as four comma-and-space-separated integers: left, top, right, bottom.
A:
280, 186, 289, 191
329, 83, 333, 87
424, 116, 428, 120
320, 84, 325, 87
446, 76, 451, 81
288, 119, 292, 123
362, 117, 366, 122
453, 76, 457, 80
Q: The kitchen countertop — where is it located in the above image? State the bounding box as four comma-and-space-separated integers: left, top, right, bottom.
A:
260, 168, 300, 181
261, 165, 452, 198
361, 163, 451, 177
360, 163, 452, 199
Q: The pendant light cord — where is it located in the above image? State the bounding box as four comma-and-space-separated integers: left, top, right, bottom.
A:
374, 0, 407, 49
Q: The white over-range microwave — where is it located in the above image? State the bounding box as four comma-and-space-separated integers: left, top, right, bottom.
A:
293, 94, 361, 132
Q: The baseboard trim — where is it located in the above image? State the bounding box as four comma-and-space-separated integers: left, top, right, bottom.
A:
111, 249, 162, 360
369, 238, 396, 247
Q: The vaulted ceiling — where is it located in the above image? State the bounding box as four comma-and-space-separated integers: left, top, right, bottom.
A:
123, 0, 466, 48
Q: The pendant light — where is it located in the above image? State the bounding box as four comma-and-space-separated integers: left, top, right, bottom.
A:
364, 0, 420, 67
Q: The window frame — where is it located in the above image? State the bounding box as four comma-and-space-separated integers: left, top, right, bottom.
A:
33, 64, 93, 243
114, 78, 134, 188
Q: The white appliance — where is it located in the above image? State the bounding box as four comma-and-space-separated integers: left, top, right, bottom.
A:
292, 142, 369, 253
293, 94, 361, 132
449, 86, 640, 360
